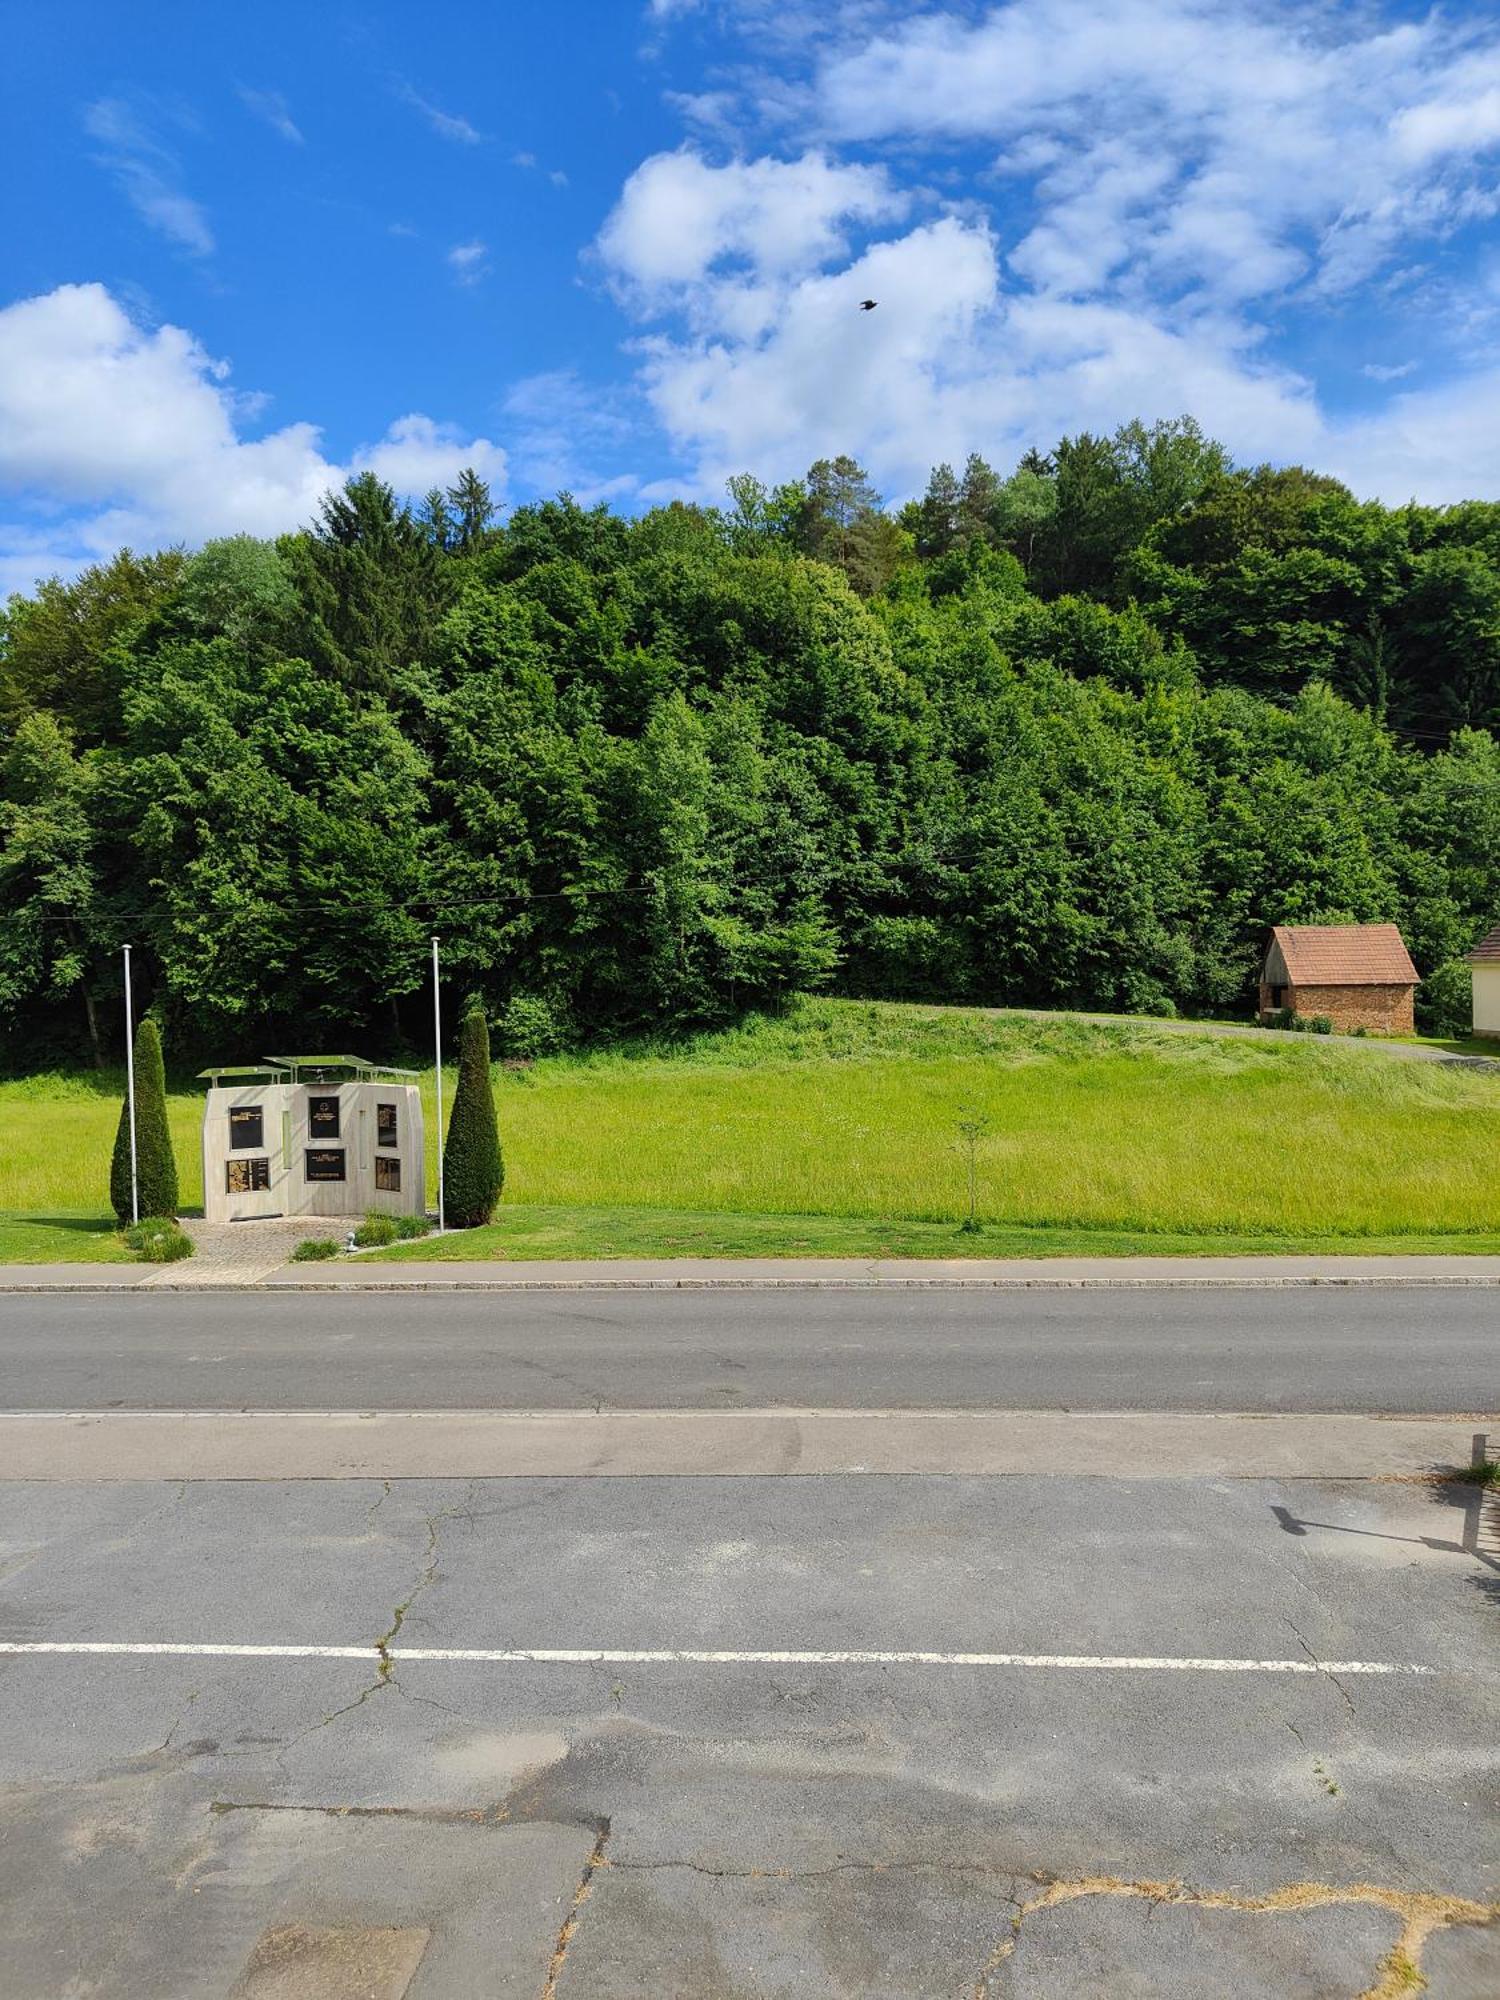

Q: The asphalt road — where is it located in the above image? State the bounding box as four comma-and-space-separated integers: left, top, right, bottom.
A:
0, 1285, 1496, 1413
4, 1285, 1498, 1995
2, 1474, 1497, 1997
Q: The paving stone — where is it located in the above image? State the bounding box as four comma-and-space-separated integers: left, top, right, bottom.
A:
149, 1217, 349, 1285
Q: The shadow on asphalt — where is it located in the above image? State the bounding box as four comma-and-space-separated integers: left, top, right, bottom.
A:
1430, 1435, 1500, 1612
1270, 1431, 1500, 1612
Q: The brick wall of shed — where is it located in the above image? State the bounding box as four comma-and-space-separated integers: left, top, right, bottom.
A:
1261, 983, 1416, 1033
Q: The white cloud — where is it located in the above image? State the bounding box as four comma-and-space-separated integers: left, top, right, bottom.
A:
814, 1, 1500, 310
595, 142, 1323, 498
621, 204, 1326, 501
83, 98, 214, 258
238, 87, 303, 144
354, 413, 507, 496
599, 148, 906, 305
1392, 56, 1500, 164
397, 82, 483, 145
0, 285, 507, 593
586, 4, 1500, 505
447, 239, 490, 285
512, 150, 570, 188
0, 524, 100, 600
502, 368, 640, 503
1362, 360, 1417, 383
1325, 368, 1500, 505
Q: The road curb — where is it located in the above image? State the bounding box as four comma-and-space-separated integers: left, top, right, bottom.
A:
6, 1272, 1500, 1294
280, 1274, 1500, 1291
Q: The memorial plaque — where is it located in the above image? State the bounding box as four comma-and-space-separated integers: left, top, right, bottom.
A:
229, 1106, 264, 1150
226, 1157, 270, 1194
308, 1095, 340, 1139
304, 1148, 346, 1182
377, 1102, 398, 1147
375, 1155, 401, 1192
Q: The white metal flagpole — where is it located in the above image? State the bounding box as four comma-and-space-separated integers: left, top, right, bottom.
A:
122, 944, 139, 1226
432, 936, 445, 1233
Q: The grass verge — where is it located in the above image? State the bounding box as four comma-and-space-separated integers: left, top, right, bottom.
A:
0, 1214, 133, 1263
5, 997, 1500, 1260
366, 1204, 1500, 1262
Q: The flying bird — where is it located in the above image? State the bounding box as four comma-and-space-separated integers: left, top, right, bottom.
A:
859, 298, 878, 311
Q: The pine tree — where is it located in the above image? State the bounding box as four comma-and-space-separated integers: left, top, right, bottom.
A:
285, 472, 455, 700
442, 1004, 504, 1227
446, 468, 497, 551
797, 456, 883, 576
420, 488, 453, 551
110, 1017, 179, 1223
957, 453, 1002, 545
915, 463, 962, 558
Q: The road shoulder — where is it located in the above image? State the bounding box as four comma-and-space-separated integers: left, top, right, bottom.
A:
5, 1407, 1494, 1482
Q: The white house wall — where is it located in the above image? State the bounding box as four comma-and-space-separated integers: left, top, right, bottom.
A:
1473, 965, 1500, 1039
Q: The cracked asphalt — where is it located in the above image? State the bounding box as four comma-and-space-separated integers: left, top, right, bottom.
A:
1, 1289, 1498, 1995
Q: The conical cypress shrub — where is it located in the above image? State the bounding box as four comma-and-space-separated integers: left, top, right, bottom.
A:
442, 1005, 504, 1227
110, 1017, 180, 1223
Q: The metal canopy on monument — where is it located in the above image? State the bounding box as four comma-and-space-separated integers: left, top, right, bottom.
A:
264, 1053, 419, 1082
197, 1054, 418, 1087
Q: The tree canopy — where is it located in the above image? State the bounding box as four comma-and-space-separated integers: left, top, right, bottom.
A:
2, 418, 1497, 1066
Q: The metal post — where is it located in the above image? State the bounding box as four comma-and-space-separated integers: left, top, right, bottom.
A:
122, 944, 139, 1226
432, 936, 445, 1233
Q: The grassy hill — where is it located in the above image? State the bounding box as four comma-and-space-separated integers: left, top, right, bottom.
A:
3, 997, 1499, 1260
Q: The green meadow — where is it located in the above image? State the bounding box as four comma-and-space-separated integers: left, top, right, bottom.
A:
3, 998, 1499, 1260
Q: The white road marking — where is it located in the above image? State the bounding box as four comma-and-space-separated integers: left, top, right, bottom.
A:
0, 1641, 1448, 1674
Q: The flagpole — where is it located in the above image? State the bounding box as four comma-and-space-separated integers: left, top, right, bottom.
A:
432, 936, 445, 1233
122, 944, 139, 1226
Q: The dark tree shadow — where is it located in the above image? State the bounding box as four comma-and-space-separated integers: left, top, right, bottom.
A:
18, 1214, 119, 1235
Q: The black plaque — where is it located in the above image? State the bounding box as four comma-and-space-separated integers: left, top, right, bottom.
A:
304, 1148, 346, 1182
308, 1094, 340, 1139
226, 1157, 270, 1194
375, 1155, 401, 1192
377, 1102, 398, 1147
228, 1106, 264, 1150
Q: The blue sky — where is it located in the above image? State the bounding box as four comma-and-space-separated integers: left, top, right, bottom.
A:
5, 0, 1500, 592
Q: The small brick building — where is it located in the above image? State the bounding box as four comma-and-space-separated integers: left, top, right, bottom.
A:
1258, 924, 1419, 1034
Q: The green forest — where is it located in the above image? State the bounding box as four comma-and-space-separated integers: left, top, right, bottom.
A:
3, 415, 1498, 1066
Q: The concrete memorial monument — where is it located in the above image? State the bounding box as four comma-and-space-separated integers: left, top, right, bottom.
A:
200, 1055, 425, 1223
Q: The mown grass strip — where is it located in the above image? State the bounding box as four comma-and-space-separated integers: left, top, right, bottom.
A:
364, 1204, 1500, 1263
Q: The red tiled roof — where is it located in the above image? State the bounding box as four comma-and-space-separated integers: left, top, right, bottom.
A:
1467, 925, 1500, 965
1267, 924, 1418, 986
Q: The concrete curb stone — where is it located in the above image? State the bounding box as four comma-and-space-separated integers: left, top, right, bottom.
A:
6, 1267, 1500, 1295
